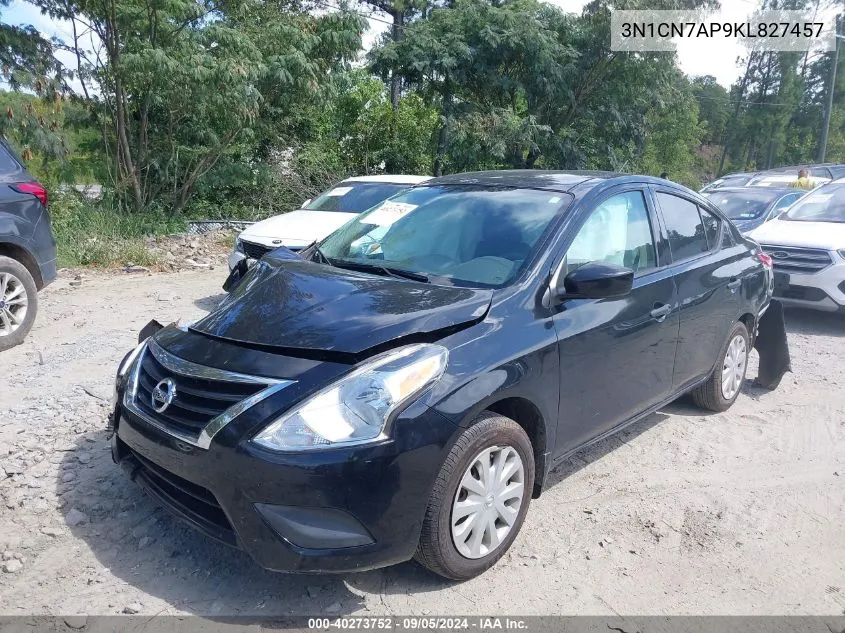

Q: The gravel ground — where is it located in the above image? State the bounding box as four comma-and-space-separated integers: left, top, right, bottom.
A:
0, 267, 843, 617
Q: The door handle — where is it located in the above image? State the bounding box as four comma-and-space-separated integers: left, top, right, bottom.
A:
650, 303, 672, 321
727, 277, 742, 292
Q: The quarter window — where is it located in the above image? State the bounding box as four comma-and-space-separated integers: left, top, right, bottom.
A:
699, 207, 721, 249
656, 192, 709, 261
566, 191, 656, 274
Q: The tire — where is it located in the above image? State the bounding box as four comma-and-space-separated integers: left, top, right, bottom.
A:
415, 411, 535, 580
691, 320, 750, 412
0, 256, 38, 352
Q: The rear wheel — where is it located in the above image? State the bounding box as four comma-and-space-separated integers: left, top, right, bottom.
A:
415, 411, 535, 580
691, 321, 750, 412
0, 256, 38, 352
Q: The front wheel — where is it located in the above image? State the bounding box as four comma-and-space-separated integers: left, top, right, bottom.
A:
691, 321, 750, 412
0, 256, 38, 352
415, 411, 535, 580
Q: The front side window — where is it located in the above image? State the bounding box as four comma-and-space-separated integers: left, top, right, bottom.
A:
657, 192, 709, 261
305, 182, 411, 213
565, 191, 656, 274
319, 186, 571, 287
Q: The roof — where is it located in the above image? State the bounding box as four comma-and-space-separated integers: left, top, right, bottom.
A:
703, 186, 799, 195
341, 174, 431, 184
426, 169, 624, 193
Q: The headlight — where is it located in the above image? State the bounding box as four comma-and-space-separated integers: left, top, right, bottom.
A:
117, 340, 147, 381
252, 344, 448, 451
113, 340, 147, 408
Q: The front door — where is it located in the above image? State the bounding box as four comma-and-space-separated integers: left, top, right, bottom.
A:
551, 188, 679, 456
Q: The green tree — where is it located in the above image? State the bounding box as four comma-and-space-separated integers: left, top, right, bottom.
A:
34, 0, 364, 214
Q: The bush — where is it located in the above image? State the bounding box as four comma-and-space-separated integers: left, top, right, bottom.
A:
49, 192, 186, 268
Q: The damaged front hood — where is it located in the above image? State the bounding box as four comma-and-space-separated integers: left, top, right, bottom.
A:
191, 258, 492, 358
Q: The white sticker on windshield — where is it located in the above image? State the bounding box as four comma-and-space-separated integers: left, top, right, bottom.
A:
548, 196, 561, 204
364, 202, 418, 226
326, 186, 352, 197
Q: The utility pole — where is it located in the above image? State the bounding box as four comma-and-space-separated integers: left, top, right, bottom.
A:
817, 14, 841, 163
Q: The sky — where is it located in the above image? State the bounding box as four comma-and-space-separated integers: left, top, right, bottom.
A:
1, 0, 837, 91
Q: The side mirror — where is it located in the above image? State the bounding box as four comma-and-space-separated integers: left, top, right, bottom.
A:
556, 261, 634, 301
301, 198, 312, 208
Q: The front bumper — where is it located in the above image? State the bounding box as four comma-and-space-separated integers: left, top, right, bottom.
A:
773, 260, 845, 313
112, 396, 457, 573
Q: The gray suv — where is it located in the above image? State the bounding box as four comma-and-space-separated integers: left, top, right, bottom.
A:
0, 140, 57, 351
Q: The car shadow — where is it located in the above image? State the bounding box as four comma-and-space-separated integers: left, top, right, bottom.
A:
785, 307, 844, 337
193, 293, 228, 312
542, 410, 667, 491
58, 428, 371, 617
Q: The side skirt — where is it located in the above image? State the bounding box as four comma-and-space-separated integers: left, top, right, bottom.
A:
548, 374, 710, 472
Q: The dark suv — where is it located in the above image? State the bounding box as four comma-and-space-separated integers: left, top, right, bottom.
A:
0, 141, 57, 351
111, 171, 773, 580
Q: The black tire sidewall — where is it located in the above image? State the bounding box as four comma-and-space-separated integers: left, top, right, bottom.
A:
429, 416, 535, 579
0, 256, 38, 351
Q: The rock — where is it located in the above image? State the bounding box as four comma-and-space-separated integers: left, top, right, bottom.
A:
61, 471, 77, 483
41, 527, 63, 537
65, 508, 88, 526
63, 616, 87, 629
76, 452, 92, 465
124, 266, 151, 274
324, 602, 342, 614
69, 280, 83, 287
122, 603, 143, 614
2, 559, 23, 573
138, 536, 153, 548
2, 551, 15, 561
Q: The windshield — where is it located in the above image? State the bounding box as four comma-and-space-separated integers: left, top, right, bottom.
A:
783, 184, 845, 223
305, 181, 411, 213
318, 185, 570, 287
706, 190, 781, 220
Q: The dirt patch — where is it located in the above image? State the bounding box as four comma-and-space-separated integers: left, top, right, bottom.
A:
1, 268, 844, 616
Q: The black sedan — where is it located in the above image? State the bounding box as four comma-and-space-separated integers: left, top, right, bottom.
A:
110, 171, 773, 580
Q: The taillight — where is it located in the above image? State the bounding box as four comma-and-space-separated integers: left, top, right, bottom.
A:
11, 181, 48, 207
757, 252, 773, 268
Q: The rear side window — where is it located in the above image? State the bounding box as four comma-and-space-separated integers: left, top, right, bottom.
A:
656, 192, 709, 261
0, 144, 22, 173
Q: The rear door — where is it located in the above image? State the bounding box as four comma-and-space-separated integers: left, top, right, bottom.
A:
651, 187, 744, 390
552, 186, 679, 454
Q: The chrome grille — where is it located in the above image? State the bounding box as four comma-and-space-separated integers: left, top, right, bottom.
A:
759, 244, 833, 274
124, 340, 293, 449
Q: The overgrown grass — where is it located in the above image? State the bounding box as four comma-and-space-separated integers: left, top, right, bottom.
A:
50, 193, 188, 268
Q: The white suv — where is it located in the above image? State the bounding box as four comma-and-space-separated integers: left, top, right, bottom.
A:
749, 179, 845, 313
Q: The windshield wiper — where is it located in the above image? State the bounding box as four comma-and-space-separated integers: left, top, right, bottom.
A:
332, 260, 430, 283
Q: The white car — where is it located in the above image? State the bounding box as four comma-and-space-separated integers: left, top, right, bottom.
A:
229, 175, 430, 270
749, 179, 845, 313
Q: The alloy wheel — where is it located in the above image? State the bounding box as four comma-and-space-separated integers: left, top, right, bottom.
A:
721, 333, 747, 400
0, 272, 28, 337
450, 445, 525, 559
